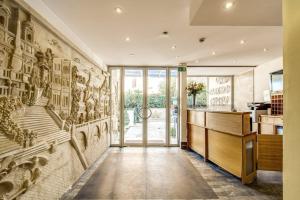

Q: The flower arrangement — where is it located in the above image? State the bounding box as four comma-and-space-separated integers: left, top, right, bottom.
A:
186, 82, 205, 96
186, 82, 205, 107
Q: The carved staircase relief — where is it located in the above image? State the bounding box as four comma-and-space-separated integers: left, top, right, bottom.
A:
0, 133, 22, 156
35, 96, 48, 107
47, 108, 69, 131
31, 87, 50, 106
14, 105, 69, 145
0, 97, 36, 151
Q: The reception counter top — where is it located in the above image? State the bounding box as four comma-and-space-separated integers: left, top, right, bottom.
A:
187, 109, 252, 136
187, 109, 257, 184
187, 108, 251, 115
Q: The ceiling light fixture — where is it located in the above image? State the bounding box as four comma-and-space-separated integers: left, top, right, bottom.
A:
212, 51, 216, 55
199, 37, 206, 43
125, 37, 130, 42
263, 48, 268, 52
224, 1, 234, 10
240, 40, 245, 45
171, 45, 176, 50
129, 53, 135, 56
161, 31, 170, 38
115, 7, 123, 14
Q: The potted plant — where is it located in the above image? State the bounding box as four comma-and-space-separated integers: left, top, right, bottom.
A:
186, 82, 205, 108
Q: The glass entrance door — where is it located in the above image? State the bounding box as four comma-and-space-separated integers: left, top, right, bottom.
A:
124, 69, 144, 145
147, 69, 167, 145
110, 67, 179, 147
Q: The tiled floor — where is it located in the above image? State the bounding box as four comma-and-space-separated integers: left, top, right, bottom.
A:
185, 150, 282, 200
62, 147, 282, 200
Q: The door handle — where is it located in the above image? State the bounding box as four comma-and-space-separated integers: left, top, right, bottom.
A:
137, 107, 152, 119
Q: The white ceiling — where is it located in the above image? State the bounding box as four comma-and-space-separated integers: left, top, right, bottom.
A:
40, 0, 282, 67
187, 67, 253, 76
190, 0, 282, 26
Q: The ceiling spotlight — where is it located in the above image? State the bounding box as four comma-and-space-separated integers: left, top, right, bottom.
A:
263, 48, 268, 52
240, 40, 245, 45
225, 1, 234, 10
125, 37, 130, 42
115, 7, 123, 14
212, 51, 216, 55
171, 45, 176, 50
199, 37, 206, 43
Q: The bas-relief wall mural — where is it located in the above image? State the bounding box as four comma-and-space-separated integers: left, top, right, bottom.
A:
0, 1, 110, 199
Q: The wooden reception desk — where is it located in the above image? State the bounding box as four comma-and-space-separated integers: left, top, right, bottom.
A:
187, 109, 257, 184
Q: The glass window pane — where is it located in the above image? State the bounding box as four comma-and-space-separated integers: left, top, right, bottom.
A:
147, 69, 166, 144
208, 77, 232, 111
187, 77, 208, 108
187, 76, 232, 111
170, 69, 179, 145
124, 69, 144, 144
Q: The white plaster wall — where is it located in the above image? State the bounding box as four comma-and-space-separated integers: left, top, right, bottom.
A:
254, 57, 283, 102
234, 70, 254, 111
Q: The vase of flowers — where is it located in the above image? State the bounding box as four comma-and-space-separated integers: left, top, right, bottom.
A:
186, 82, 205, 107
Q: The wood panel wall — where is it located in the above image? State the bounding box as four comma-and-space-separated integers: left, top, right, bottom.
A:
207, 130, 243, 177
257, 134, 283, 171
187, 110, 205, 127
206, 112, 244, 135
188, 124, 206, 157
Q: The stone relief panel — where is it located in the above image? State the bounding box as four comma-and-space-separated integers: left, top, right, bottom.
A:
76, 131, 87, 151
94, 125, 101, 141
0, 0, 111, 199
0, 155, 49, 200
0, 0, 110, 124
81, 121, 110, 165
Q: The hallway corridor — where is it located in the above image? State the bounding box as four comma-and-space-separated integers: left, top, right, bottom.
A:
64, 148, 282, 200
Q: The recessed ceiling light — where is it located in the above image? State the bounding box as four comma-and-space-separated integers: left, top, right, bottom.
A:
263, 48, 268, 52
225, 1, 234, 10
171, 45, 176, 50
115, 7, 123, 14
129, 53, 135, 56
199, 37, 206, 43
240, 40, 245, 45
161, 31, 169, 38
125, 37, 130, 42
212, 51, 216, 55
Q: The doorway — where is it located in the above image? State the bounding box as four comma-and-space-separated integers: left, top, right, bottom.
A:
110, 67, 180, 147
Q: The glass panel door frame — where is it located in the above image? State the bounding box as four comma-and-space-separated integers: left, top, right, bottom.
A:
146, 68, 167, 146
123, 68, 145, 146
109, 66, 180, 147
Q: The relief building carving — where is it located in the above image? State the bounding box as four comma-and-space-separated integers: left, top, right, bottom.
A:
0, 0, 111, 199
